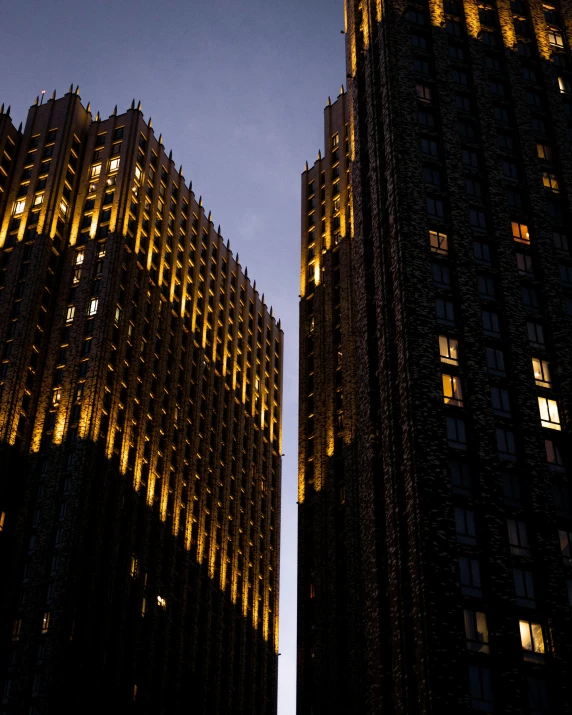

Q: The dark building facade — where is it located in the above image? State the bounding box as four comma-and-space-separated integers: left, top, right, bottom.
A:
298, 0, 572, 712
0, 90, 282, 714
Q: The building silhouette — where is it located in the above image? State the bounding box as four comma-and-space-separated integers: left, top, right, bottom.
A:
298, 0, 572, 711
0, 89, 282, 714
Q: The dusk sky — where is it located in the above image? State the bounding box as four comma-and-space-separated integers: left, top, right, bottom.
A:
1, 0, 346, 711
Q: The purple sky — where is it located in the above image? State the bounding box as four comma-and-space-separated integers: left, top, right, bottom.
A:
1, 0, 345, 711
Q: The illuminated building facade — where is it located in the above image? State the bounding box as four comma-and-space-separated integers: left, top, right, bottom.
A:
0, 89, 282, 714
299, 0, 572, 711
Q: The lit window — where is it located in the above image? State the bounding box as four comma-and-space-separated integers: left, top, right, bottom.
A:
33, 194, 44, 207
430, 230, 448, 254
514, 568, 536, 608
542, 172, 559, 192
41, 612, 50, 634
75, 250, 85, 266
545, 439, 564, 468
91, 163, 102, 178
157, 595, 166, 609
537, 143, 552, 160
88, 298, 98, 316
519, 620, 545, 657
13, 199, 26, 215
331, 133, 340, 148
109, 157, 120, 173
548, 29, 564, 47
532, 358, 551, 388
66, 306, 75, 323
52, 389, 61, 406
507, 519, 530, 555
512, 221, 530, 243
0, 511, 5, 532
538, 396, 561, 430
464, 610, 489, 653
439, 335, 458, 364
60, 200, 68, 215
442, 374, 464, 406
558, 76, 572, 93
12, 618, 21, 642
135, 165, 142, 182
559, 529, 572, 564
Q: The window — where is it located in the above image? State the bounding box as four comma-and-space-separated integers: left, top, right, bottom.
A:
436, 299, 455, 325
527, 321, 545, 347
109, 157, 120, 173
545, 439, 564, 468
13, 199, 26, 215
503, 160, 518, 179
553, 231, 569, 253
88, 298, 99, 316
451, 69, 468, 86
433, 263, 450, 286
411, 33, 428, 48
12, 618, 21, 641
538, 397, 561, 430
548, 29, 564, 47
560, 264, 572, 286
527, 677, 550, 715
537, 143, 553, 160
66, 306, 75, 323
416, 83, 432, 101
542, 171, 559, 192
0, 511, 5, 532
421, 138, 439, 157
459, 557, 482, 597
439, 335, 458, 365
463, 149, 479, 168
473, 241, 491, 265
430, 229, 448, 254
522, 285, 539, 310
424, 166, 441, 186
503, 472, 521, 506
427, 197, 445, 218
486, 347, 505, 375
456, 507, 477, 544
517, 252, 534, 276
497, 427, 517, 460
514, 568, 536, 607
466, 178, 482, 198
418, 109, 435, 127
491, 387, 511, 416
512, 221, 530, 243
456, 94, 472, 112
91, 163, 102, 178
508, 519, 530, 555
560, 529, 572, 564
447, 416, 467, 449
482, 310, 500, 336
478, 274, 495, 299
451, 461, 471, 494
469, 666, 493, 712
41, 612, 50, 634
519, 620, 545, 658
532, 358, 551, 388
469, 209, 486, 230
443, 374, 464, 406
498, 132, 513, 151
464, 610, 489, 652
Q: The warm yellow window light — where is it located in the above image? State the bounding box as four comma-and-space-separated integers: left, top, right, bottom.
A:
519, 620, 545, 654
512, 221, 530, 244
430, 229, 448, 254
538, 396, 561, 430
532, 358, 551, 388
442, 374, 463, 407
91, 163, 102, 178
13, 199, 26, 215
439, 335, 458, 365
109, 157, 120, 173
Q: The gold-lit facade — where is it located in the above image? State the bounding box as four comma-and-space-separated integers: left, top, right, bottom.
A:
0, 89, 282, 714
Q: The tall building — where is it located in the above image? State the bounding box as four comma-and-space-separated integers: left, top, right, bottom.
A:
0, 89, 282, 714
299, 0, 572, 711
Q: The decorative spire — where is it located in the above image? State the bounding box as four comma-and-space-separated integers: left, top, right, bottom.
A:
137, 100, 141, 111
158, 133, 163, 145
0, 104, 3, 114
34, 96, 39, 106
148, 117, 153, 128
318, 149, 322, 160
95, 111, 100, 122
130, 99, 135, 109
253, 280, 256, 292
179, 165, 183, 175
199, 195, 202, 206
245, 267, 248, 278
18, 122, 22, 132
305, 160, 309, 171
51, 90, 56, 100
208, 210, 212, 222
75, 85, 80, 95
113, 105, 117, 116
68, 83, 74, 93
6, 106, 10, 117
278, 319, 281, 330
328, 96, 332, 106
86, 102, 91, 113
340, 84, 345, 95
168, 149, 172, 161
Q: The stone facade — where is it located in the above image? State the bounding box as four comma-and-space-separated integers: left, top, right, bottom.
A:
0, 90, 282, 714
299, 0, 572, 711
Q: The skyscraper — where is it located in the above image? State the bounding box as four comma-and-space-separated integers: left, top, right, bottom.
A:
299, 0, 572, 711
0, 89, 282, 714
